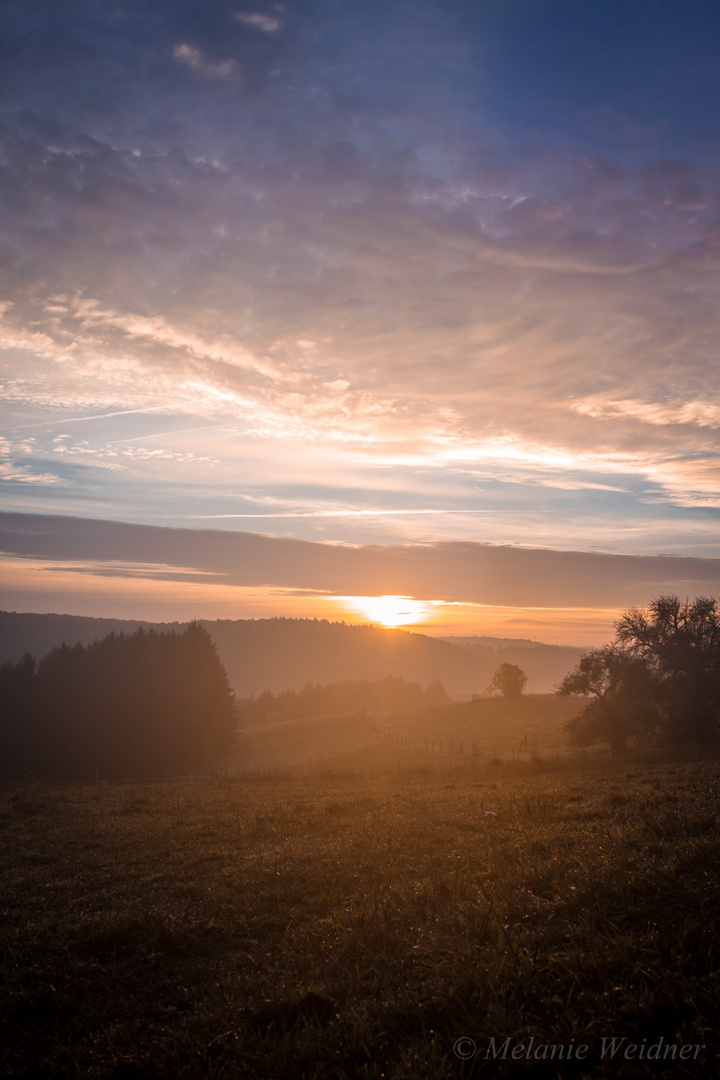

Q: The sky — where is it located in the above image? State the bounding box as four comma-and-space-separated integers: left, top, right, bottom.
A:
2, 0, 720, 643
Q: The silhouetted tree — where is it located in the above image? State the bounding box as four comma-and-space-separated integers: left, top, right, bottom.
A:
0, 624, 235, 780
558, 596, 720, 748
616, 595, 720, 743
557, 646, 660, 751
0, 653, 36, 778
488, 663, 528, 698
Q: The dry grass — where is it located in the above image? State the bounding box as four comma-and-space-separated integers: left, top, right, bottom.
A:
227, 694, 581, 776
2, 753, 720, 1077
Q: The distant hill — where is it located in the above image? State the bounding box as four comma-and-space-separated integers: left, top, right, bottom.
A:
0, 612, 174, 665
0, 612, 584, 696
440, 635, 586, 693
441, 635, 558, 650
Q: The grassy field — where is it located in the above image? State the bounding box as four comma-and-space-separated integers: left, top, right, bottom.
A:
2, 752, 720, 1078
228, 694, 582, 775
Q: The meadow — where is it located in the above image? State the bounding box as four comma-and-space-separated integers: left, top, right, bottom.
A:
229, 694, 582, 775
2, 748, 719, 1077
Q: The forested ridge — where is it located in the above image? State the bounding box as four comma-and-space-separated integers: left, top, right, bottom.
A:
0, 623, 235, 781
237, 674, 448, 726
0, 612, 584, 695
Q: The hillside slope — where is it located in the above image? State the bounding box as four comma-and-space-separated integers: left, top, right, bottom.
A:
0, 611, 169, 664
225, 693, 583, 775
0, 612, 583, 695
441, 635, 585, 695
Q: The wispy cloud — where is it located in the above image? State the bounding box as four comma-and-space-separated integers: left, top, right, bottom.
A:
571, 396, 720, 429
0, 437, 64, 485
0, 463, 63, 484
1, 0, 720, 571
234, 12, 282, 33
173, 43, 240, 80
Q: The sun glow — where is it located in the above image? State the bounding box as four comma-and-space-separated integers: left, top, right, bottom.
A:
0, 554, 621, 643
340, 595, 432, 628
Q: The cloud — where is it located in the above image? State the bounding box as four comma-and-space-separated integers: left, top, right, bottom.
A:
2, 512, 720, 611
173, 43, 240, 79
0, 464, 63, 484
1, 0, 720, 552
70, 300, 282, 381
0, 437, 64, 485
571, 396, 720, 429
234, 12, 282, 33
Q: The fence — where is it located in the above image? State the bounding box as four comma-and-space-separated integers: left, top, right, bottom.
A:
363, 712, 720, 769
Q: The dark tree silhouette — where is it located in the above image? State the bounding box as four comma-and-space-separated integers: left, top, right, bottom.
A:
0, 623, 235, 780
557, 646, 659, 751
488, 663, 528, 698
0, 652, 36, 776
558, 596, 720, 748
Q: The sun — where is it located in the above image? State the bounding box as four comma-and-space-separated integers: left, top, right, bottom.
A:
343, 595, 430, 628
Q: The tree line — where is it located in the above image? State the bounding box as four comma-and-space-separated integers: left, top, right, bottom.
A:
3, 594, 717, 779
0, 623, 235, 781
558, 595, 720, 750
237, 675, 448, 726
